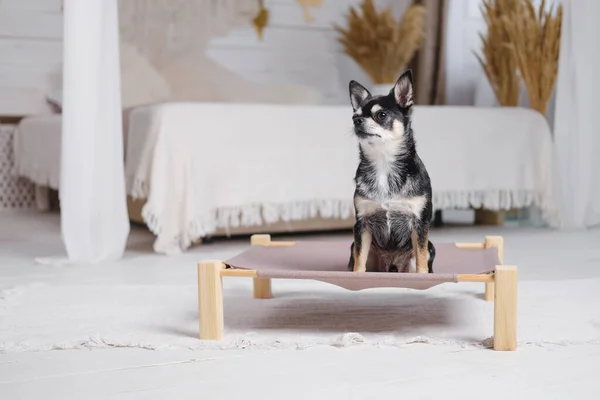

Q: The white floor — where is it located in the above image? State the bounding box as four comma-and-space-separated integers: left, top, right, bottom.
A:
1, 210, 600, 399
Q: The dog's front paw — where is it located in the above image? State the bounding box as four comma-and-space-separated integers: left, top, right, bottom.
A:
351, 248, 367, 272
353, 263, 366, 273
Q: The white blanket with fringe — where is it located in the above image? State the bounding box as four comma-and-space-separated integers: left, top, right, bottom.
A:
125, 103, 558, 255
12, 114, 63, 189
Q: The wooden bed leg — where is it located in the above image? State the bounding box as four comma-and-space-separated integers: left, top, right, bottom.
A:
485, 282, 495, 302
253, 278, 272, 299
493, 265, 518, 351
475, 209, 505, 226
251, 234, 271, 246
198, 261, 225, 340
250, 234, 273, 298
484, 236, 504, 302
35, 185, 50, 212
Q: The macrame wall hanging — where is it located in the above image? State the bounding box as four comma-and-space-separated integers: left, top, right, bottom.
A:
119, 0, 258, 68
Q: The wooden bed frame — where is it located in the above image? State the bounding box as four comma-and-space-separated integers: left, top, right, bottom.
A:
197, 234, 518, 351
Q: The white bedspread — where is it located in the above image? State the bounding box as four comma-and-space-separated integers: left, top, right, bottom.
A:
125, 103, 558, 255
13, 115, 63, 189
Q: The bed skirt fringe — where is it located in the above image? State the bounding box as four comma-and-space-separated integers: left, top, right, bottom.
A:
134, 187, 558, 255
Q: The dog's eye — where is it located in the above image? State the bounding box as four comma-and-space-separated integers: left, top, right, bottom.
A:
375, 111, 387, 122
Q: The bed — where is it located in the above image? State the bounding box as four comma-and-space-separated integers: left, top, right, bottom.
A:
13, 103, 559, 255
198, 234, 518, 351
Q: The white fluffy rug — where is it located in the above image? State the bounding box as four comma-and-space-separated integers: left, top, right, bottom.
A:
1, 276, 599, 353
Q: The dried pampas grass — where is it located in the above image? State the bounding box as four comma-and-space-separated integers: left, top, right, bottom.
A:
477, 0, 563, 114
334, 0, 426, 84
475, 0, 521, 107
503, 0, 562, 114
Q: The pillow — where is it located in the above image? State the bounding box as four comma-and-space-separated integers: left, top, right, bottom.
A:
45, 64, 63, 112
44, 43, 172, 111
119, 43, 171, 108
160, 52, 322, 104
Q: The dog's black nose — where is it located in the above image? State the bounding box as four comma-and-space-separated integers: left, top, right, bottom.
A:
352, 115, 364, 126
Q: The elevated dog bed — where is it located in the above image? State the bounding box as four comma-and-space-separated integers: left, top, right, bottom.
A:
225, 241, 499, 291
197, 234, 518, 351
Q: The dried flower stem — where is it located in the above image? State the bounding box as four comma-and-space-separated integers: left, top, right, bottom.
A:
475, 0, 521, 107
503, 0, 562, 114
334, 0, 426, 84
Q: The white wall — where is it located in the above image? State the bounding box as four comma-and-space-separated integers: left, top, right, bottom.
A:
0, 0, 416, 115
445, 0, 487, 106
7, 0, 538, 114
0, 0, 412, 115
0, 0, 63, 116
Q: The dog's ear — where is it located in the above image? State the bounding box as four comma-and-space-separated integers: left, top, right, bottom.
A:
349, 80, 371, 111
393, 69, 414, 108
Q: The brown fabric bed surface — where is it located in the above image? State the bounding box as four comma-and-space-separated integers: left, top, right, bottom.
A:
224, 241, 499, 291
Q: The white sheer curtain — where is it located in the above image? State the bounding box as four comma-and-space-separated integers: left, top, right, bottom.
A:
553, 0, 600, 229
445, 0, 479, 105
60, 0, 130, 263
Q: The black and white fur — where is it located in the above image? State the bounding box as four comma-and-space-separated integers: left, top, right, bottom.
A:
347, 70, 435, 273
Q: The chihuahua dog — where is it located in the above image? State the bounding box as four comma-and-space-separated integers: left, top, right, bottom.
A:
347, 70, 435, 274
